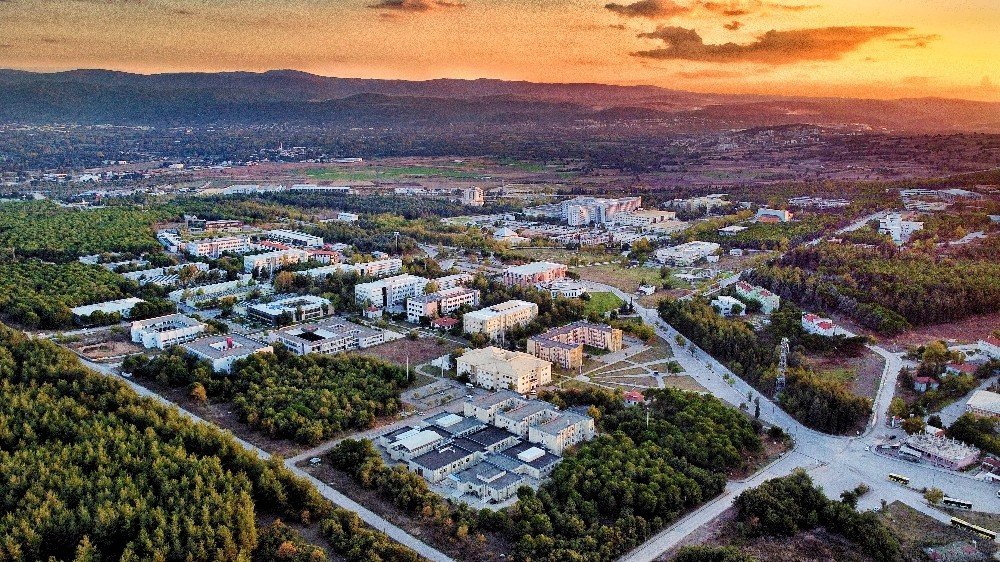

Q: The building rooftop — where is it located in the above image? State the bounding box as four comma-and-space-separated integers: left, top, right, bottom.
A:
533, 411, 591, 435
71, 297, 144, 317
906, 432, 980, 462
453, 461, 525, 490
393, 429, 445, 453
410, 442, 478, 471
505, 261, 566, 275
498, 400, 555, 422
183, 334, 270, 360
499, 441, 561, 470
425, 413, 486, 436
968, 390, 1000, 415
470, 390, 523, 409
464, 426, 519, 450
132, 313, 204, 331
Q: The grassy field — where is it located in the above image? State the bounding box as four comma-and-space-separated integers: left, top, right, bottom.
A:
577, 263, 664, 293
305, 165, 481, 181
522, 247, 620, 266
583, 292, 623, 317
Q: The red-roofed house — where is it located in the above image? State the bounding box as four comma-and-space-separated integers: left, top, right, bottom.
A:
946, 362, 977, 376
913, 376, 940, 393
802, 313, 837, 336
307, 249, 343, 265
431, 317, 460, 330
624, 390, 647, 406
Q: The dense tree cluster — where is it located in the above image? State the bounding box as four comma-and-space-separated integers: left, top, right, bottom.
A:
948, 413, 1000, 455
658, 298, 872, 434
0, 261, 133, 328
0, 323, 417, 562
124, 347, 413, 445
675, 212, 836, 251
733, 471, 901, 562
0, 201, 163, 262
749, 242, 1000, 334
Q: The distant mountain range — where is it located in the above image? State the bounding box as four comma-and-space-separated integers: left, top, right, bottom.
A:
1, 69, 998, 132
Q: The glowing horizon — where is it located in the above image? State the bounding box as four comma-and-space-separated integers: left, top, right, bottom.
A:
1, 0, 997, 102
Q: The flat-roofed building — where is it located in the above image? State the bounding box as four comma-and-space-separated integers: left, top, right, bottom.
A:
463, 300, 539, 341
537, 279, 588, 299
382, 427, 448, 461
711, 295, 745, 317
407, 286, 481, 323
614, 209, 677, 227
243, 248, 310, 273
879, 213, 924, 245
656, 241, 721, 266
265, 229, 324, 249
424, 412, 487, 439
131, 314, 207, 349
457, 346, 552, 394
184, 235, 251, 258
496, 441, 561, 479
979, 336, 1000, 360
248, 295, 331, 325
168, 276, 259, 308
356, 274, 429, 308
528, 411, 596, 455
755, 208, 793, 223
182, 334, 273, 373
495, 401, 560, 438
306, 249, 342, 264
452, 461, 525, 503
268, 317, 383, 355
353, 258, 404, 278
71, 297, 145, 321
408, 441, 480, 483
903, 432, 980, 470
434, 273, 473, 290
967, 390, 1000, 418
123, 262, 211, 286
502, 262, 567, 287
526, 321, 622, 369
464, 390, 525, 424
561, 196, 642, 226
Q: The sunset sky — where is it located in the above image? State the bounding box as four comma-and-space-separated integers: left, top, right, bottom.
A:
1, 0, 997, 101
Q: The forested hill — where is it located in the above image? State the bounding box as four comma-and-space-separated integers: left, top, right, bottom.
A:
1, 69, 998, 132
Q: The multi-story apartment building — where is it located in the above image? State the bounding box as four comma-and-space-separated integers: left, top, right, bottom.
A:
463, 300, 539, 340
406, 287, 481, 323
613, 209, 677, 227
502, 262, 567, 287
560, 196, 642, 226
130, 314, 207, 350
353, 258, 404, 278
526, 322, 623, 370
456, 346, 552, 394
243, 248, 310, 273
355, 274, 429, 308
269, 318, 384, 355
265, 229, 324, 249
528, 411, 596, 455
184, 236, 251, 258
433, 273, 473, 290
754, 208, 793, 223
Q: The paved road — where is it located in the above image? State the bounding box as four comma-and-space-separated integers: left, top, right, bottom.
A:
79, 357, 457, 562
578, 283, 1000, 562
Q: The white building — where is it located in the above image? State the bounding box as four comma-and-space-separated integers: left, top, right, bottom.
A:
463, 300, 539, 340
656, 241, 721, 266
123, 262, 211, 286
711, 295, 745, 316
355, 274, 430, 308
457, 346, 552, 394
879, 213, 924, 245
168, 276, 258, 308
337, 212, 359, 222
561, 196, 642, 226
130, 314, 207, 349
755, 208, 793, 223
247, 295, 331, 325
243, 248, 310, 273
614, 209, 677, 227
353, 258, 404, 278
967, 390, 1000, 418
184, 236, 251, 258
537, 279, 588, 299
502, 262, 567, 287
462, 187, 485, 207
978, 336, 1000, 360
71, 297, 146, 320
528, 411, 596, 455
407, 287, 481, 323
433, 273, 473, 290
182, 334, 273, 374
265, 229, 324, 249
269, 318, 385, 356
493, 227, 530, 246
802, 313, 837, 336
718, 225, 749, 237
733, 281, 781, 314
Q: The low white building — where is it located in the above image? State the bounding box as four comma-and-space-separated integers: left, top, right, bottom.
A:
184, 236, 252, 258
182, 334, 273, 373
967, 390, 1000, 419
71, 297, 146, 320
248, 295, 332, 325
614, 209, 677, 227
733, 281, 781, 314
879, 213, 924, 245
802, 313, 837, 336
168, 276, 258, 308
337, 212, 359, 222
711, 295, 745, 316
755, 208, 793, 223
656, 241, 721, 266
353, 258, 404, 278
243, 249, 310, 273
269, 318, 385, 355
979, 335, 1000, 360
131, 314, 207, 349
265, 229, 324, 249
537, 279, 588, 299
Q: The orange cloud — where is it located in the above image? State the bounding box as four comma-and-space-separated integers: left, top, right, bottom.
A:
605, 0, 690, 19
723, 20, 742, 30
634, 25, 911, 64
368, 0, 466, 12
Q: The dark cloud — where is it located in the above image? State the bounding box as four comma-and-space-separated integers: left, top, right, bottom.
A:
368, 0, 466, 12
699, 1, 818, 16
675, 69, 743, 78
605, 0, 690, 19
723, 20, 742, 30
634, 25, 911, 64
887, 33, 940, 48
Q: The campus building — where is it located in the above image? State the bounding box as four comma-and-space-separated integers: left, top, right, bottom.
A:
184, 236, 251, 258
560, 196, 642, 226
406, 286, 481, 323
967, 390, 1000, 419
879, 213, 924, 245
355, 274, 429, 308
463, 300, 539, 340
457, 346, 553, 394
655, 241, 721, 266
265, 229, 324, 249
526, 322, 623, 369
353, 258, 404, 278
269, 318, 385, 356
182, 334, 273, 374
168, 276, 259, 308
502, 262, 567, 287
71, 297, 146, 321
243, 248, 310, 273
755, 208, 793, 223
733, 281, 781, 314
247, 295, 332, 325
614, 209, 677, 227
902, 432, 980, 470
130, 314, 207, 350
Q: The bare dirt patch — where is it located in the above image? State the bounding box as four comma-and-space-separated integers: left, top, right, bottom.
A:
352, 336, 452, 368
882, 311, 1000, 351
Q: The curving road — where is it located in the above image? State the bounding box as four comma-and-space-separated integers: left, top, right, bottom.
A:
579, 283, 999, 562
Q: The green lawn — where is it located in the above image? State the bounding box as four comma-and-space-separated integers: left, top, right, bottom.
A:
305, 166, 481, 181
583, 292, 623, 317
